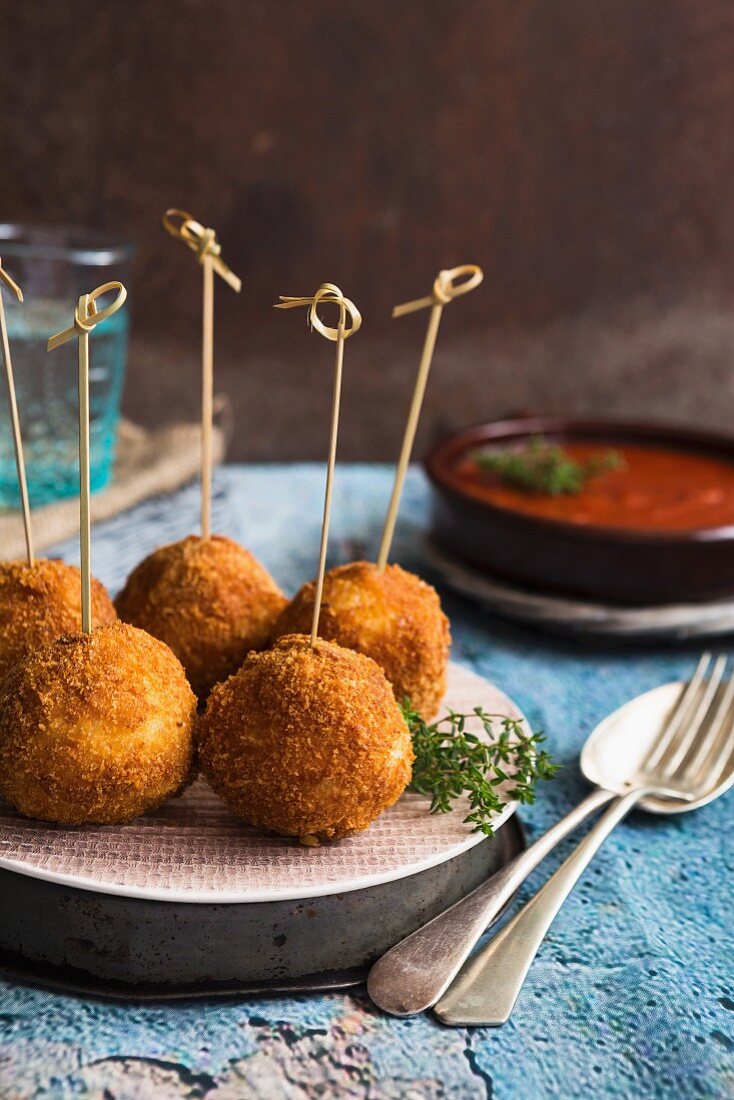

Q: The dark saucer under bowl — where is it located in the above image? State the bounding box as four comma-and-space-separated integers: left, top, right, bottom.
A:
425, 417, 734, 606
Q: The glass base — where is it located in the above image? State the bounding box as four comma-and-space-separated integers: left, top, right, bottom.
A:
0, 294, 127, 510
0, 439, 115, 508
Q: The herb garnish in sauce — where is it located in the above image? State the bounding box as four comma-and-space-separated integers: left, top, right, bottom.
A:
475, 436, 625, 496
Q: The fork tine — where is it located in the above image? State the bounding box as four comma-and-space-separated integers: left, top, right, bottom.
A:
684, 672, 734, 785
706, 711, 734, 789
645, 652, 713, 771
655, 655, 728, 778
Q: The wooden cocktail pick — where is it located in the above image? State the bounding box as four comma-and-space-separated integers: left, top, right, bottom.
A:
48, 281, 127, 632
0, 259, 34, 567
377, 264, 483, 570
275, 284, 362, 644
163, 209, 242, 540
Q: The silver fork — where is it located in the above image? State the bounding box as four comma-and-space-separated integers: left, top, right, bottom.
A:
434, 654, 734, 1026
369, 654, 721, 1018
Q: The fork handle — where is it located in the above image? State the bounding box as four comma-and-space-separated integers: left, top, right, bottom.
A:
367, 786, 616, 1016
433, 787, 645, 1027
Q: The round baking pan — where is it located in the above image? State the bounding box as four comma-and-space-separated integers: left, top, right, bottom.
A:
0, 664, 526, 997
425, 417, 734, 605
0, 817, 524, 998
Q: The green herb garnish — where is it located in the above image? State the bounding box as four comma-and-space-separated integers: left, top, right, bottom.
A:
475, 436, 624, 496
403, 702, 559, 835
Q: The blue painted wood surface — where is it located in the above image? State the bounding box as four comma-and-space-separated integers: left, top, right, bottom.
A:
1, 465, 732, 1099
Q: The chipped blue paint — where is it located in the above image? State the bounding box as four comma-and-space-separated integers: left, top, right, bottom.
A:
1, 465, 732, 1099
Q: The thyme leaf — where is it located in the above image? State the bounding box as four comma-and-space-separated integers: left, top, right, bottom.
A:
403, 702, 559, 835
475, 436, 625, 496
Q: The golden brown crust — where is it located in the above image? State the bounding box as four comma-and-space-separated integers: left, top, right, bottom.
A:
0, 558, 116, 684
115, 535, 287, 699
0, 620, 197, 825
199, 634, 414, 842
272, 561, 450, 719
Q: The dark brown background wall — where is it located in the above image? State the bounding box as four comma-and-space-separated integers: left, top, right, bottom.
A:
2, 0, 734, 460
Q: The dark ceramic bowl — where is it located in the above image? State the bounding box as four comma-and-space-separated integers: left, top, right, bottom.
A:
425, 418, 734, 606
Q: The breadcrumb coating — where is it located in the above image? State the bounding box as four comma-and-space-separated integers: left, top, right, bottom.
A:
0, 559, 116, 684
115, 535, 287, 699
0, 621, 196, 825
199, 634, 414, 843
272, 561, 450, 719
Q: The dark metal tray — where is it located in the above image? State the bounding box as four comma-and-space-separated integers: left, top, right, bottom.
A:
0, 817, 524, 1000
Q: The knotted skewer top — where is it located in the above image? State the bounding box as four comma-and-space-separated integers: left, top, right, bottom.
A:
162, 209, 241, 293
0, 259, 23, 303
47, 279, 127, 347
392, 264, 483, 318
275, 283, 362, 342
47, 281, 128, 351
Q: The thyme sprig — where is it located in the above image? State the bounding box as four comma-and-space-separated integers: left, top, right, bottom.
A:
475, 436, 624, 496
403, 703, 559, 835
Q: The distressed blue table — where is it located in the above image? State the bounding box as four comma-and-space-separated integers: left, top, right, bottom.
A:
1, 465, 732, 1099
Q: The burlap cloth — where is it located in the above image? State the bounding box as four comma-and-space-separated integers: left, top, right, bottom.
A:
0, 418, 226, 560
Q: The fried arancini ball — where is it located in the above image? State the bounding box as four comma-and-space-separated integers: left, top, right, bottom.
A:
115, 535, 287, 699
271, 561, 451, 719
0, 558, 116, 684
199, 634, 414, 844
0, 621, 196, 825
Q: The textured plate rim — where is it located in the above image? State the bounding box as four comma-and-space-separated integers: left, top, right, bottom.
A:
0, 664, 522, 905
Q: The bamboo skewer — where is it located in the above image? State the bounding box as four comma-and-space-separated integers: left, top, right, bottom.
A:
202, 252, 214, 541
376, 264, 483, 571
48, 281, 127, 633
312, 328, 344, 647
163, 210, 241, 540
0, 259, 34, 567
275, 284, 362, 645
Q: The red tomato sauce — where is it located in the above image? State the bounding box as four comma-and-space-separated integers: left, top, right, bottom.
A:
453, 443, 734, 532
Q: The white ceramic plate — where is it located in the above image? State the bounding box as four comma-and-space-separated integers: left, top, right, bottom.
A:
0, 663, 523, 904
